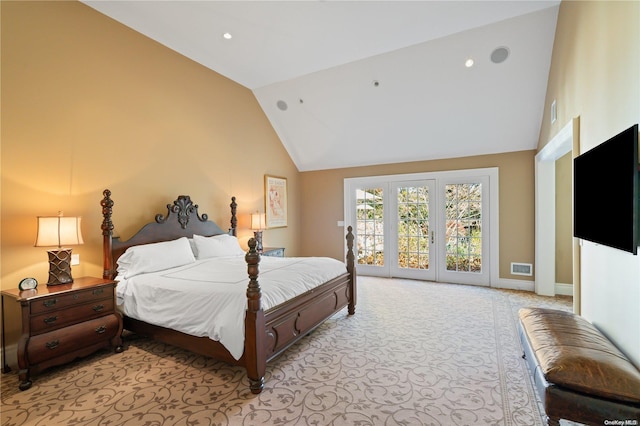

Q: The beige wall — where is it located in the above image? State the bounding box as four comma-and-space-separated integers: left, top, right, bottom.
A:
555, 151, 573, 284
537, 0, 639, 365
0, 1, 300, 290
8, 0, 636, 366
0, 1, 537, 290
300, 150, 536, 282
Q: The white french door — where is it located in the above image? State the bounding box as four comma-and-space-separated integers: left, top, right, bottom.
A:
390, 180, 436, 281
437, 175, 490, 286
345, 169, 496, 286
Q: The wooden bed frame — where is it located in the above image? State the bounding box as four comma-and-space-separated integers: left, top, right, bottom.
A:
100, 189, 356, 394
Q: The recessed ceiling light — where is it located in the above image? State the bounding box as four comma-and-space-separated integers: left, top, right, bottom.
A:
465, 58, 474, 68
276, 100, 288, 111
223, 32, 232, 40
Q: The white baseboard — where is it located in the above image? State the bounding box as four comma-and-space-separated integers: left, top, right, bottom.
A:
492, 278, 573, 296
360, 274, 557, 295
555, 282, 573, 296
492, 278, 535, 292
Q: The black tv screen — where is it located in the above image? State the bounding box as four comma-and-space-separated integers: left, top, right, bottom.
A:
574, 124, 639, 255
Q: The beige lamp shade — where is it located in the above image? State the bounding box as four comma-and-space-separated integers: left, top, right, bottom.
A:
251, 212, 266, 231
35, 215, 84, 248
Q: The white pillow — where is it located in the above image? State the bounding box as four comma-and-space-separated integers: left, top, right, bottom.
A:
193, 234, 245, 259
117, 237, 196, 279
188, 238, 198, 258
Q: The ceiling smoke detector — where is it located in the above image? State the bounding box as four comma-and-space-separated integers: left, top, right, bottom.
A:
490, 47, 510, 64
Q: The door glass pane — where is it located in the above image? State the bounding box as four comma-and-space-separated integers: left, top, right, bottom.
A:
445, 183, 482, 273
356, 188, 384, 266
397, 185, 430, 270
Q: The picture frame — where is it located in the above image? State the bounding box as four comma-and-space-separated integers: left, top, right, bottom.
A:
264, 175, 288, 228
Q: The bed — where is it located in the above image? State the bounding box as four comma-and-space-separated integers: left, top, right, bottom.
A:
100, 189, 356, 394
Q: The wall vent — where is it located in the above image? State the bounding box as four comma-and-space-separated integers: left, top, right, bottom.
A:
511, 262, 533, 276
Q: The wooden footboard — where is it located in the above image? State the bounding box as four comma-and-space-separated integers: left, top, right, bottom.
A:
265, 272, 352, 361
101, 190, 356, 394
243, 233, 356, 393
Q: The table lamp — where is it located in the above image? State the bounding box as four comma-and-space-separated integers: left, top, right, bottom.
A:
35, 212, 84, 285
250, 211, 266, 253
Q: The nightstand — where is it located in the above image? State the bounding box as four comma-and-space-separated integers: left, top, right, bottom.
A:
1, 277, 123, 391
262, 247, 285, 257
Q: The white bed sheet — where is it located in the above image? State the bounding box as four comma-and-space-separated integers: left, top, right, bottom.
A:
116, 256, 347, 360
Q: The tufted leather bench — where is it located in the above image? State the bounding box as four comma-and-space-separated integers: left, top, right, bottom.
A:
518, 307, 640, 426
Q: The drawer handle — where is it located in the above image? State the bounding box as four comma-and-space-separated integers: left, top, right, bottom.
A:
92, 288, 104, 296
43, 299, 58, 308
92, 304, 105, 312
46, 340, 60, 350
95, 325, 107, 334
43, 316, 58, 325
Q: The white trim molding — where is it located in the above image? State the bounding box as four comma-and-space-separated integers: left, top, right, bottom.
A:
493, 277, 534, 292
535, 118, 576, 297
555, 282, 573, 296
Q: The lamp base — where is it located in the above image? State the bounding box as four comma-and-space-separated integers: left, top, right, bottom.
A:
46, 248, 74, 286
253, 231, 263, 254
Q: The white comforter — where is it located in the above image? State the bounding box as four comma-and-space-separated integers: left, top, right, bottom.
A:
116, 256, 347, 360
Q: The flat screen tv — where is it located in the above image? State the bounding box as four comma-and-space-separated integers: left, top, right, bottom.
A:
574, 123, 639, 255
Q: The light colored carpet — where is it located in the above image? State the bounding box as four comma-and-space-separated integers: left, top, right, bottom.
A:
1, 277, 572, 425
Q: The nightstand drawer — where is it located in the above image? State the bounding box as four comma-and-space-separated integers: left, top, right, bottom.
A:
26, 314, 120, 365
30, 286, 111, 315
30, 298, 115, 334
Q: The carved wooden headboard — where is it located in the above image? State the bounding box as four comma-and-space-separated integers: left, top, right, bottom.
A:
101, 189, 238, 279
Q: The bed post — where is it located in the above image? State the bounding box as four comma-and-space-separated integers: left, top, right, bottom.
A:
346, 225, 357, 315
230, 196, 237, 237
101, 189, 115, 280
244, 237, 266, 394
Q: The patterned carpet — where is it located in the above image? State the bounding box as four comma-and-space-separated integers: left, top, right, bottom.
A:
1, 277, 572, 426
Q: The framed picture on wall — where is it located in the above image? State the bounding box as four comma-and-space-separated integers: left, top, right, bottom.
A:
264, 175, 288, 228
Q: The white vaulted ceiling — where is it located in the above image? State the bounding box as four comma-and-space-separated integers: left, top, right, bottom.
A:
83, 0, 560, 171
